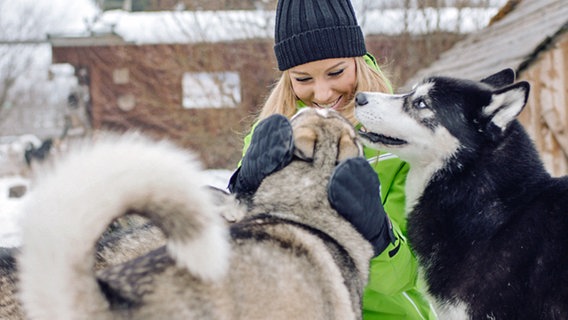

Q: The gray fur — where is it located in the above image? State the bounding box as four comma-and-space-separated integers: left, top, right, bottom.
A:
17, 108, 372, 320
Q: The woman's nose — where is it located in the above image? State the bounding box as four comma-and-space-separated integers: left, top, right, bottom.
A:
313, 82, 333, 103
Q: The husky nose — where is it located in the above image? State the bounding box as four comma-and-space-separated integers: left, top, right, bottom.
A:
355, 93, 368, 106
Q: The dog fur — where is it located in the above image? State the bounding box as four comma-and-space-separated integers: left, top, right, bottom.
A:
17, 108, 373, 320
354, 69, 568, 319
0, 184, 244, 319
1, 247, 21, 319
1, 222, 167, 320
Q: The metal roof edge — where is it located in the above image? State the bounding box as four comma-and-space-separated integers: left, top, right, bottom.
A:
48, 32, 129, 47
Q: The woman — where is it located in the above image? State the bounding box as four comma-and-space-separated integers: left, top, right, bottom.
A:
229, 0, 436, 319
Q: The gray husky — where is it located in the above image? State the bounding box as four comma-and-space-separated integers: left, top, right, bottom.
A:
1, 225, 166, 319
1, 182, 238, 319
18, 108, 373, 320
355, 69, 568, 319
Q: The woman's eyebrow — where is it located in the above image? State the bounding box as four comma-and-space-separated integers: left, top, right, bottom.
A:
290, 62, 347, 76
290, 70, 310, 76
325, 62, 347, 72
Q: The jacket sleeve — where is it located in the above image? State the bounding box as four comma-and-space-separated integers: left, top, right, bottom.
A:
236, 123, 256, 167
364, 150, 419, 295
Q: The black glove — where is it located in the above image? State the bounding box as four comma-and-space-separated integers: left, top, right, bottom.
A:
328, 157, 396, 256
228, 114, 294, 198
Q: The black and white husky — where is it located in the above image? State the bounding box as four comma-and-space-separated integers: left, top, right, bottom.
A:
355, 69, 568, 319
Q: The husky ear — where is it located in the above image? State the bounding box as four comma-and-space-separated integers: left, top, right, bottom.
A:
337, 128, 362, 162
293, 126, 316, 161
482, 81, 530, 139
480, 68, 516, 88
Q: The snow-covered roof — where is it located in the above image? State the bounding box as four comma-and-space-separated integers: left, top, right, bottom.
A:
362, 7, 500, 35
403, 0, 568, 87
51, 10, 275, 45
49, 7, 501, 46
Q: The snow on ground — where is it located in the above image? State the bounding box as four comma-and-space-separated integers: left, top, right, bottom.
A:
0, 176, 30, 247
0, 169, 232, 248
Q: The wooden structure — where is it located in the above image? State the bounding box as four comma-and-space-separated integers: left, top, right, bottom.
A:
405, 0, 568, 176
50, 38, 277, 169
47, 9, 474, 169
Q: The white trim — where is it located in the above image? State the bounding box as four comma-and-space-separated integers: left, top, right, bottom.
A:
402, 291, 428, 320
367, 152, 400, 163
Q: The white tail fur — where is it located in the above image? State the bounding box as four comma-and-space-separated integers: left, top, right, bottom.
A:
18, 132, 229, 319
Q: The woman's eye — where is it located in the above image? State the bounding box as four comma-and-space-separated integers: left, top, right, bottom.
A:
329, 69, 344, 77
295, 77, 312, 82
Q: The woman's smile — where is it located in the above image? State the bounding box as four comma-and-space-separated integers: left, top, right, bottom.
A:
289, 57, 357, 117
313, 96, 343, 110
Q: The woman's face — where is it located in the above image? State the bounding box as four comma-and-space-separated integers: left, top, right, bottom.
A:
288, 58, 357, 116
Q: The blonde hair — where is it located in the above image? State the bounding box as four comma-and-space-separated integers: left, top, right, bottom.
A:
257, 56, 391, 124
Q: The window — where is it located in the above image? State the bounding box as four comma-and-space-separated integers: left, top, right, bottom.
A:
113, 68, 129, 84
182, 71, 241, 109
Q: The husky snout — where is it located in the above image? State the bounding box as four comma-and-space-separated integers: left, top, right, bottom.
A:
355, 93, 368, 107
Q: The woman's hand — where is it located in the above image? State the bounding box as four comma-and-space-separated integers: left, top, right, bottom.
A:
228, 114, 294, 198
328, 157, 396, 256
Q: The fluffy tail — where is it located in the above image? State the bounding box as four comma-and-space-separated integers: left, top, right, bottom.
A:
18, 132, 229, 319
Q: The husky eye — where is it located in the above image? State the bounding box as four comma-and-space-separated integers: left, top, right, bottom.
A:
414, 98, 429, 110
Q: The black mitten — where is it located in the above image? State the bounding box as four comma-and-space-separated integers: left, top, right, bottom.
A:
328, 157, 396, 256
228, 114, 294, 197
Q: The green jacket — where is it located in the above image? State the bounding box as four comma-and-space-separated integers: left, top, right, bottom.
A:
361, 148, 435, 320
238, 54, 436, 319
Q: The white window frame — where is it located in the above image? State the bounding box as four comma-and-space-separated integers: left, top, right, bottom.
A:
182, 71, 241, 109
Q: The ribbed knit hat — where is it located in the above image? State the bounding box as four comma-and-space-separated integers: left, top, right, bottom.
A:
274, 0, 366, 71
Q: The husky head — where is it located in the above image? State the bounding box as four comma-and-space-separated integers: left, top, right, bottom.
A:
354, 69, 530, 174
291, 108, 364, 163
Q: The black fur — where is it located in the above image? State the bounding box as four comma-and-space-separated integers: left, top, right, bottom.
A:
24, 139, 53, 166
229, 213, 363, 304
407, 73, 568, 319
0, 247, 18, 274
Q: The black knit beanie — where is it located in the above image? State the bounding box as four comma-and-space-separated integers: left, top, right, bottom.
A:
274, 0, 367, 71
